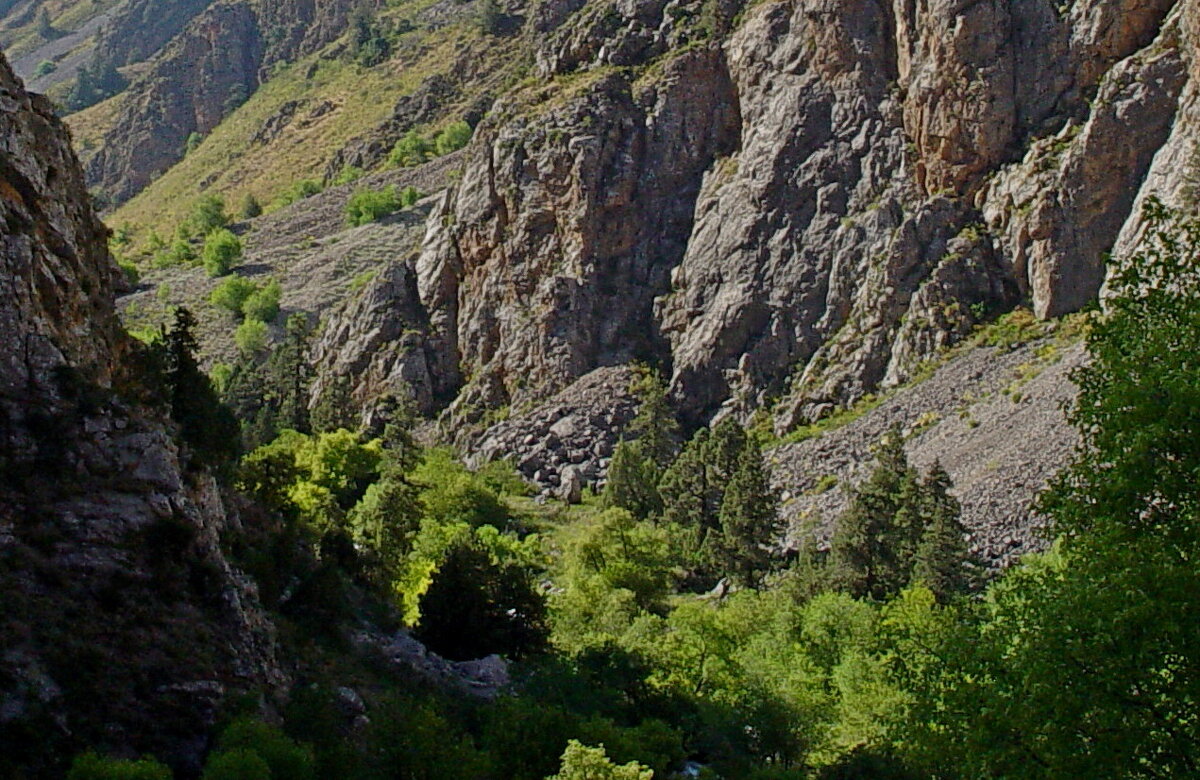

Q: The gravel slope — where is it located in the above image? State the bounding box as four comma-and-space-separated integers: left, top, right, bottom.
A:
771, 334, 1085, 568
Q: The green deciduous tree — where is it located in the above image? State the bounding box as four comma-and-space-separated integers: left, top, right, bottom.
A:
68, 753, 171, 780
434, 121, 473, 156
203, 228, 242, 277
208, 275, 257, 316
242, 278, 281, 322
549, 741, 653, 780
389, 129, 431, 168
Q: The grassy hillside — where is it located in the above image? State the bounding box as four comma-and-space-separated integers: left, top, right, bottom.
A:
108, 4, 525, 242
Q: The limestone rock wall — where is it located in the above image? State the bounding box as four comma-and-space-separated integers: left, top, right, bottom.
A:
384, 0, 1193, 437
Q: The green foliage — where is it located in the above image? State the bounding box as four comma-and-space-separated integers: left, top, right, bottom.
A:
602, 441, 663, 521
549, 741, 653, 780
211, 719, 315, 780
477, 0, 504, 36
404, 520, 548, 660
117, 258, 140, 286
434, 121, 473, 156
201, 749, 270, 780
33, 60, 56, 78
68, 753, 171, 780
235, 318, 269, 354
310, 374, 358, 434
223, 314, 313, 448
242, 279, 282, 323
389, 129, 431, 168
893, 201, 1200, 777
826, 431, 974, 603
349, 8, 391, 67
399, 185, 423, 208
333, 165, 366, 186
203, 228, 242, 277
413, 448, 509, 528
208, 275, 258, 316
275, 179, 324, 208
184, 132, 204, 156
65, 61, 126, 112
164, 307, 241, 471
190, 194, 229, 234
712, 436, 781, 588
345, 186, 400, 226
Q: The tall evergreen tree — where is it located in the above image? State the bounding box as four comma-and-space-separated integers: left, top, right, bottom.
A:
911, 463, 976, 602
828, 428, 921, 600
602, 440, 664, 521
626, 370, 679, 468
164, 307, 240, 470
659, 427, 713, 529
713, 436, 781, 588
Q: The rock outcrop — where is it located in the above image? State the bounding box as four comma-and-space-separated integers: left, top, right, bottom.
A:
0, 54, 280, 775
92, 0, 216, 72
386, 0, 1193, 443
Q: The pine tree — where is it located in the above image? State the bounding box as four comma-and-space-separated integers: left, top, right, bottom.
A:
164, 307, 240, 470
828, 428, 921, 600
659, 427, 712, 529
603, 440, 664, 520
912, 462, 976, 602
263, 314, 313, 434
713, 436, 781, 588
627, 369, 679, 468
311, 374, 358, 433
65, 66, 98, 112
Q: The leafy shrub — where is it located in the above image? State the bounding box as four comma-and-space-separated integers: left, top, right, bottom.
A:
434, 121, 472, 156
242, 279, 282, 322
154, 237, 196, 268
33, 59, 56, 77
235, 318, 269, 354
214, 719, 316, 780
201, 749, 270, 780
203, 229, 242, 277
549, 741, 653, 780
333, 166, 366, 186
275, 179, 324, 208
209, 275, 258, 316
190, 194, 228, 234
345, 186, 399, 226
68, 753, 171, 780
183, 132, 204, 156
388, 129, 431, 168
117, 258, 140, 286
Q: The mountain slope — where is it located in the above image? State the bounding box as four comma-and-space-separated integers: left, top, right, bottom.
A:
0, 52, 281, 775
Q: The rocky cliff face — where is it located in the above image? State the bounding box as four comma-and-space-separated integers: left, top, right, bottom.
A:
339, 0, 1191, 442
86, 0, 369, 205
0, 54, 280, 775
91, 0, 216, 73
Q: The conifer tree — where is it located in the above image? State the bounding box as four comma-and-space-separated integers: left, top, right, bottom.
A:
603, 440, 664, 521
912, 462, 976, 602
164, 307, 240, 470
659, 427, 712, 530
713, 436, 781, 588
828, 428, 921, 600
627, 369, 679, 467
